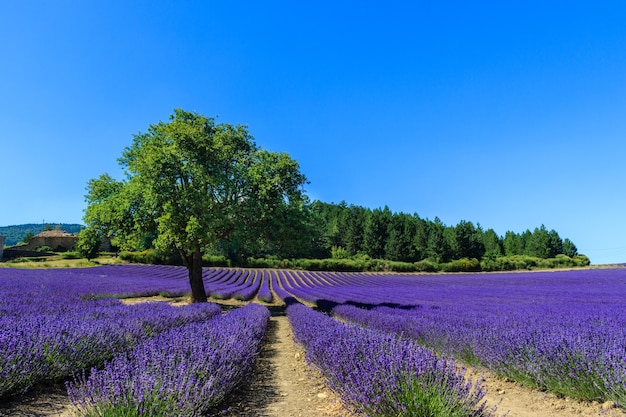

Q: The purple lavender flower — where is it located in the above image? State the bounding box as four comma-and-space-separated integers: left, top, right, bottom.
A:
287, 301, 493, 416
67, 303, 270, 417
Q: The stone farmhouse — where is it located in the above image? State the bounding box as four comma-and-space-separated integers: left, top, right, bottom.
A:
26, 230, 79, 251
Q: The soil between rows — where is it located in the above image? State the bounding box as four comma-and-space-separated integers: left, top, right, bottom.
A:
0, 297, 623, 417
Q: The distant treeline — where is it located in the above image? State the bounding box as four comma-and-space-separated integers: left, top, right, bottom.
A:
0, 224, 83, 246
1, 205, 584, 272
307, 201, 579, 263
121, 201, 588, 272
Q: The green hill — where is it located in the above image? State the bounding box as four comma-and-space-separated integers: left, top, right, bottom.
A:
0, 223, 83, 246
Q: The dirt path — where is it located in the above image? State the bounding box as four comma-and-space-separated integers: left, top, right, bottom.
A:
0, 385, 73, 417
221, 312, 358, 417
476, 369, 624, 417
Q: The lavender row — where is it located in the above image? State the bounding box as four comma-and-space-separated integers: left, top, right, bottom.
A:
256, 269, 273, 302
277, 268, 626, 405
67, 303, 270, 417
278, 268, 626, 309
333, 301, 626, 405
0, 267, 223, 397
0, 299, 222, 398
0, 265, 192, 306
209, 269, 262, 301
287, 301, 493, 417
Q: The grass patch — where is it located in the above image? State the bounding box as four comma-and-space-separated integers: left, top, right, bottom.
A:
0, 255, 124, 269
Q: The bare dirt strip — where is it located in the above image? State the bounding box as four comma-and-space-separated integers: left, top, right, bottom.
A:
0, 296, 623, 417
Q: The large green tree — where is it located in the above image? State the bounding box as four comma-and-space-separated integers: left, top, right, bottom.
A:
84, 109, 308, 302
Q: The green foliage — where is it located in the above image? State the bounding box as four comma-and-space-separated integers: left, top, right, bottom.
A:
393, 374, 484, 417
119, 249, 182, 265
562, 238, 578, 257
452, 221, 485, 260
441, 258, 481, 272
573, 254, 590, 266
414, 259, 440, 272
427, 217, 452, 263
22, 232, 34, 244
202, 255, 231, 267
60, 251, 82, 260
6, 256, 48, 264
331, 245, 349, 259
86, 109, 308, 259
76, 110, 587, 275
480, 255, 534, 271
481, 228, 503, 258
245, 256, 419, 272
479, 254, 589, 271
363, 207, 391, 259
76, 227, 101, 260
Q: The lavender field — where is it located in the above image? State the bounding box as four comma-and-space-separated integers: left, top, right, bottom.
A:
1, 264, 625, 415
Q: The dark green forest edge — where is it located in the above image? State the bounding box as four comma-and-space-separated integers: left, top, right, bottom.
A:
2, 209, 588, 273
119, 200, 589, 273
4, 109, 588, 276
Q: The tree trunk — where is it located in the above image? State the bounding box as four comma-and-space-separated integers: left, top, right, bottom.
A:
188, 244, 208, 303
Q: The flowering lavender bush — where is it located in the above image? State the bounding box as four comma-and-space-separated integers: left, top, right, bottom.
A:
256, 269, 273, 302
4, 263, 626, 410
329, 273, 626, 405
269, 269, 293, 301
232, 269, 262, 301
0, 300, 222, 398
0, 267, 221, 398
67, 303, 270, 417
287, 301, 493, 417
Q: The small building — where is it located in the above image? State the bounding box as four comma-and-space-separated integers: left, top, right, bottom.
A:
26, 230, 78, 252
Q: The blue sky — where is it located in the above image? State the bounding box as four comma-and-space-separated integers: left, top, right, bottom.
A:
1, 1, 625, 264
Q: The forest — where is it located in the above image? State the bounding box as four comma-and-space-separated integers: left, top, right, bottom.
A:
307, 201, 578, 262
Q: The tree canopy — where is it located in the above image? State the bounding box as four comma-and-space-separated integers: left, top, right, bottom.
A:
84, 109, 308, 302
309, 201, 580, 264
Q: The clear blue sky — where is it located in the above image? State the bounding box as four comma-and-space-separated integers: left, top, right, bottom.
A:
2, 1, 625, 264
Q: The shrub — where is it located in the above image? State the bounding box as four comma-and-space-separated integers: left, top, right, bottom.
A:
119, 249, 182, 265
331, 246, 350, 259
385, 260, 419, 273
202, 255, 231, 267
414, 260, 440, 272
573, 255, 591, 266
442, 258, 481, 273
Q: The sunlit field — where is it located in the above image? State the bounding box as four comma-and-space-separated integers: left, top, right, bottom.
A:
1, 265, 625, 415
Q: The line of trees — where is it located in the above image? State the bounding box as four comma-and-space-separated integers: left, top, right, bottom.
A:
307, 201, 579, 264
